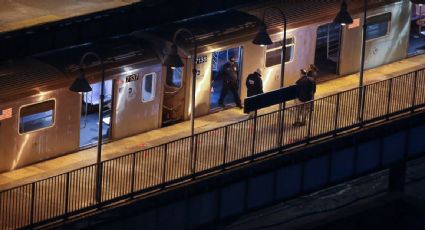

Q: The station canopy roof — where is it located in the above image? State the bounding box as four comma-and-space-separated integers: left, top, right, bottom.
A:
0, 35, 158, 103
0, 0, 138, 33
133, 0, 403, 54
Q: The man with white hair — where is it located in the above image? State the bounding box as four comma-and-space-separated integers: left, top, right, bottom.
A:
246, 68, 264, 118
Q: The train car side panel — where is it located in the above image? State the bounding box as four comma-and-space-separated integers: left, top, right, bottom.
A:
111, 64, 163, 139
0, 88, 80, 172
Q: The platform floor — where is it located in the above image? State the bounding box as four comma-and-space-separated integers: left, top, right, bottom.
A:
1, 54, 425, 192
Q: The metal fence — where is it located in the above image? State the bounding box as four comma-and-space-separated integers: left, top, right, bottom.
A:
1, 68, 425, 229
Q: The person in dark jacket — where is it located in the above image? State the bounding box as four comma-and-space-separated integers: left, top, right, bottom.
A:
217, 56, 242, 108
246, 68, 264, 97
294, 69, 316, 126
245, 68, 264, 117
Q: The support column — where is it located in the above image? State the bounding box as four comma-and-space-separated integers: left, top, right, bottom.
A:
388, 161, 406, 192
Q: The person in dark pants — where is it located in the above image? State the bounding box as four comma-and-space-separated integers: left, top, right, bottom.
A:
294, 69, 316, 126
246, 68, 264, 118
217, 56, 242, 108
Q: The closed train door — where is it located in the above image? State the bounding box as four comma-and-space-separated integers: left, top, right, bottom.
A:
112, 65, 163, 139
162, 66, 185, 127
209, 46, 243, 111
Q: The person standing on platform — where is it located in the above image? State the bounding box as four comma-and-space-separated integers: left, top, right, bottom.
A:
294, 69, 316, 126
246, 68, 264, 118
217, 56, 242, 108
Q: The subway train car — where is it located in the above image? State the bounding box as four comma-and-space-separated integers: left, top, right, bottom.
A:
0, 0, 416, 172
140, 0, 410, 121
0, 37, 164, 172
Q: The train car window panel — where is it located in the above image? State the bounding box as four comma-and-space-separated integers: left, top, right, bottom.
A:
19, 100, 55, 134
366, 12, 391, 41
265, 37, 294, 67
166, 67, 183, 88
142, 73, 156, 102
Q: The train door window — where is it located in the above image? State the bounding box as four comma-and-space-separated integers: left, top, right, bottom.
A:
80, 80, 113, 147
142, 73, 156, 102
19, 100, 55, 134
210, 46, 243, 110
366, 12, 391, 41
166, 67, 183, 88
265, 37, 294, 67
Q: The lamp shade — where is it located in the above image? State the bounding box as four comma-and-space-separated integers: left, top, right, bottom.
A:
333, 1, 353, 25
164, 44, 184, 68
69, 69, 92, 93
252, 24, 273, 46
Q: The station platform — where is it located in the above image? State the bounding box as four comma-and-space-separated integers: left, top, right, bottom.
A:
1, 54, 425, 191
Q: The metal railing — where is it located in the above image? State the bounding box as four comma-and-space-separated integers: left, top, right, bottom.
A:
1, 68, 425, 229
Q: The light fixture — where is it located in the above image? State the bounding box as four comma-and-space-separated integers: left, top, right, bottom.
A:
164, 44, 184, 68
333, 1, 353, 25
252, 23, 273, 46
69, 69, 92, 93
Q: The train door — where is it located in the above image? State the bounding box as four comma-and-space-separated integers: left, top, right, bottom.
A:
209, 46, 243, 111
408, 3, 425, 56
79, 80, 113, 147
314, 23, 342, 80
162, 66, 185, 127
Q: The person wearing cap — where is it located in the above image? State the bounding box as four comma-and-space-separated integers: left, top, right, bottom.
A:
246, 68, 264, 118
294, 68, 316, 126
216, 56, 242, 108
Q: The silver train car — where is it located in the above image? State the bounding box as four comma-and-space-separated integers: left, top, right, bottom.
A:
0, 0, 417, 172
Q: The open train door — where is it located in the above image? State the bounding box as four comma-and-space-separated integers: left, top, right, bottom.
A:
408, 3, 425, 56
314, 23, 342, 81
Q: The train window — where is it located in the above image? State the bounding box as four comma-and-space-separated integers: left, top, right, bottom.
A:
19, 100, 55, 134
366, 12, 391, 41
265, 37, 294, 67
166, 67, 183, 88
142, 73, 156, 102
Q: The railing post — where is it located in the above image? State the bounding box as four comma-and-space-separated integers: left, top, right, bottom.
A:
30, 182, 35, 226
411, 71, 418, 112
360, 86, 367, 126
334, 93, 341, 136
130, 153, 136, 197
64, 172, 70, 217
162, 144, 168, 187
192, 135, 198, 176
306, 101, 314, 142
96, 162, 103, 206
222, 126, 228, 170
386, 78, 393, 119
250, 111, 258, 161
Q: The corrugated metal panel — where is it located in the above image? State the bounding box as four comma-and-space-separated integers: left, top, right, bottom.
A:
0, 36, 160, 103
142, 0, 402, 52
0, 58, 70, 103
143, 9, 260, 47
243, 0, 403, 32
